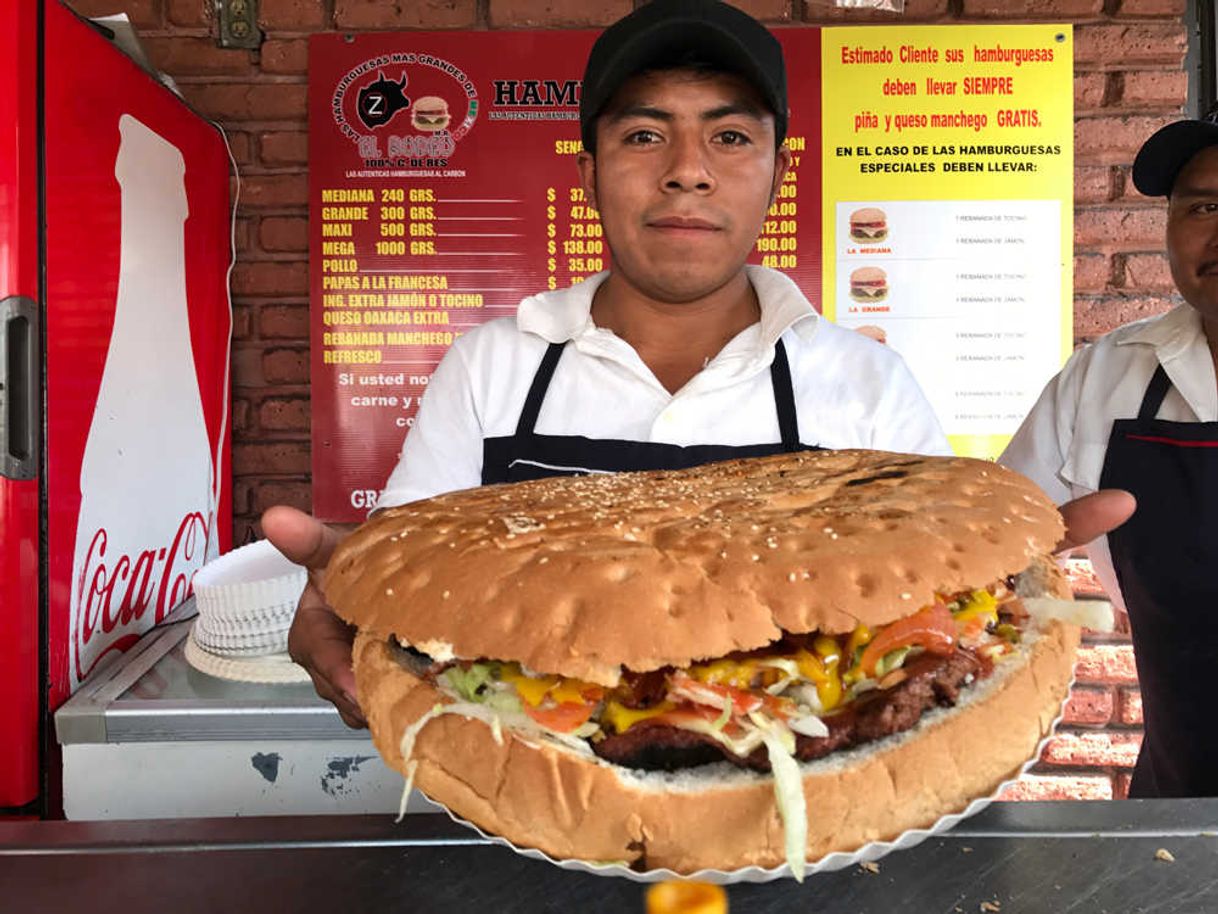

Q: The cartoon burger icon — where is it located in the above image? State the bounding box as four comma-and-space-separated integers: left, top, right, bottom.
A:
849, 207, 888, 244
412, 96, 452, 132
849, 267, 889, 303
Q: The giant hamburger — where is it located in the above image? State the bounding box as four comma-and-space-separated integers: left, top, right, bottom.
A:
325, 450, 1105, 878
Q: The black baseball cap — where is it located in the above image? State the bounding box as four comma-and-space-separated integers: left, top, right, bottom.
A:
1133, 107, 1218, 197
579, 0, 788, 154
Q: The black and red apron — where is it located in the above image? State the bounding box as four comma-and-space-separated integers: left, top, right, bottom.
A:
1098, 363, 1218, 797
482, 338, 815, 484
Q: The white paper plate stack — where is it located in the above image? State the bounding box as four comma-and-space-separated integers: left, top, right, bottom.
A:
185, 540, 311, 683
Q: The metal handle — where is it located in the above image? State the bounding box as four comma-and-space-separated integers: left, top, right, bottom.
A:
0, 295, 39, 480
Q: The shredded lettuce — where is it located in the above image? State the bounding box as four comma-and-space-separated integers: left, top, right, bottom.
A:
434, 700, 596, 756
758, 723, 808, 882
756, 658, 801, 696
439, 663, 495, 701
764, 676, 795, 696
482, 688, 524, 716
571, 720, 601, 739
434, 664, 525, 719
874, 646, 911, 678
1022, 597, 1114, 632
756, 658, 801, 678
787, 713, 829, 739
847, 677, 879, 701
666, 715, 766, 757
396, 703, 446, 822
785, 683, 824, 715
748, 710, 794, 754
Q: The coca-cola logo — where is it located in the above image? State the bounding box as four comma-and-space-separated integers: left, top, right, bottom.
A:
73, 511, 209, 681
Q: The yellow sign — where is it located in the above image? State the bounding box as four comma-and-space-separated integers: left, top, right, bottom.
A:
821, 25, 1074, 458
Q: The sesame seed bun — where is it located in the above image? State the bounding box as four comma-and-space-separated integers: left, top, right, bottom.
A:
326, 450, 1063, 687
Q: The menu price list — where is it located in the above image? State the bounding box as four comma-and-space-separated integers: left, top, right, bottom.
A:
820, 25, 1072, 456
754, 134, 805, 273
832, 198, 1062, 436
543, 143, 606, 290
310, 28, 823, 520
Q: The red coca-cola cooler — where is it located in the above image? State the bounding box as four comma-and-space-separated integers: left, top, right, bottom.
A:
0, 1, 233, 813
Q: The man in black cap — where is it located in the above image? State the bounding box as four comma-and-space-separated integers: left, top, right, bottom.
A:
267, 0, 1122, 727
267, 0, 950, 725
1001, 112, 1218, 796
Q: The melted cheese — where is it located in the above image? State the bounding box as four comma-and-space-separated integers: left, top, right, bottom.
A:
498, 666, 598, 707
499, 668, 557, 707
603, 700, 674, 732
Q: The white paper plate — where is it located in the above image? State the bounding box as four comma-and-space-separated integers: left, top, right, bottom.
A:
194, 607, 296, 636
189, 637, 290, 658
184, 625, 311, 684
426, 680, 1074, 884
193, 539, 306, 622
192, 622, 290, 652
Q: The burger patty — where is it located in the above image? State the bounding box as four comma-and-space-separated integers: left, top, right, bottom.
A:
593, 647, 983, 773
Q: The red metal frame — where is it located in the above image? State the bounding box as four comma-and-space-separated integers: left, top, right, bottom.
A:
43, 0, 233, 709
0, 1, 236, 811
0, 0, 43, 808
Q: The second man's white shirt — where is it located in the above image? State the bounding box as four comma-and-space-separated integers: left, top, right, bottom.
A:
1001, 302, 1217, 611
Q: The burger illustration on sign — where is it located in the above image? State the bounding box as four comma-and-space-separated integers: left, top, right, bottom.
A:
849, 207, 888, 244
412, 96, 452, 132
849, 266, 888, 303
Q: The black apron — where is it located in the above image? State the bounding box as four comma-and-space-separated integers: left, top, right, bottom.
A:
1098, 364, 1218, 797
482, 338, 816, 484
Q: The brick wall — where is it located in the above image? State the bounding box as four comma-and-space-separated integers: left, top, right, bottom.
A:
67, 0, 1188, 798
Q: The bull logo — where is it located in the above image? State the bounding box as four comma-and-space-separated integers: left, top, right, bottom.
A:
357, 71, 410, 129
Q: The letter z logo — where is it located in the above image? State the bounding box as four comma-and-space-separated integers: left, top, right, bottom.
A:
357, 70, 410, 129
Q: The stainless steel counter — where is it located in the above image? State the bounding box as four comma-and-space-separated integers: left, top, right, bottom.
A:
54, 600, 418, 820
56, 599, 352, 745
3, 800, 1215, 912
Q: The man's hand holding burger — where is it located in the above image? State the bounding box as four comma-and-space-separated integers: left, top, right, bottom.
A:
261, 506, 366, 728
1056, 489, 1136, 554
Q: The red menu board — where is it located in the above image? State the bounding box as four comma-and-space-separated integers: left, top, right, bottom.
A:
309, 30, 821, 521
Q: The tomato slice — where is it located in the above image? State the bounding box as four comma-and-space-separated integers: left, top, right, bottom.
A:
859, 602, 956, 677
521, 700, 595, 733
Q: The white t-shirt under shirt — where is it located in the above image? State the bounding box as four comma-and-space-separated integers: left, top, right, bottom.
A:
378, 266, 951, 508
1000, 302, 1217, 612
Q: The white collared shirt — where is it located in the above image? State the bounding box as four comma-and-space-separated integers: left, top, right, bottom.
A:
1000, 301, 1216, 611
379, 265, 950, 507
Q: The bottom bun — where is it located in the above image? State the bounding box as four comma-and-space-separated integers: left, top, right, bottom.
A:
355, 622, 1079, 874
